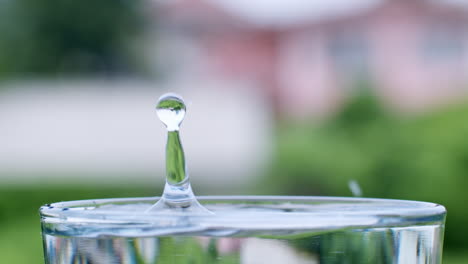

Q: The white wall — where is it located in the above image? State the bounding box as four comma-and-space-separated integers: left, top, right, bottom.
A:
0, 79, 273, 187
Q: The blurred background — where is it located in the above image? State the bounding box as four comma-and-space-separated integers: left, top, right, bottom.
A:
1, 0, 468, 262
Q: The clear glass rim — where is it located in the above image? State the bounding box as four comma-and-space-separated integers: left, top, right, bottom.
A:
40, 195, 446, 219
40, 196, 446, 238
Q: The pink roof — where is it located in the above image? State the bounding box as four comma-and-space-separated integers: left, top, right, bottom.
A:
156, 0, 468, 28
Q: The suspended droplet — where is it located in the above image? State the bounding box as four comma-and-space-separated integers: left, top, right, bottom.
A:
156, 93, 186, 132
146, 93, 211, 214
156, 93, 188, 187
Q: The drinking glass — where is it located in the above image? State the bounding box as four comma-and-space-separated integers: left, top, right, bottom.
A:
40, 195, 446, 264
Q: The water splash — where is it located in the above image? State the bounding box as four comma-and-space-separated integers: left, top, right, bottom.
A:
348, 180, 363, 197
157, 93, 187, 186
146, 93, 210, 214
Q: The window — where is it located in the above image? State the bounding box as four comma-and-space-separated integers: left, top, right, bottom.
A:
327, 30, 370, 75
421, 23, 465, 63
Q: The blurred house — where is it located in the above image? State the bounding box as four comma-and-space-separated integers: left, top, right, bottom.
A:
153, 0, 468, 117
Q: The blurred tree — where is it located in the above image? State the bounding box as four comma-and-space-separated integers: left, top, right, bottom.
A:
263, 83, 468, 250
0, 0, 145, 77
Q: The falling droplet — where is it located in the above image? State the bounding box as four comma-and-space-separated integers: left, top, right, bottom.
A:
146, 93, 211, 214
348, 180, 363, 197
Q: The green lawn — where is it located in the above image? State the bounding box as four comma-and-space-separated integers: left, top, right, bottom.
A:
444, 251, 468, 264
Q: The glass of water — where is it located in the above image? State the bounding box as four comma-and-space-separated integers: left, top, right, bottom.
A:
40, 195, 445, 264
39, 94, 447, 263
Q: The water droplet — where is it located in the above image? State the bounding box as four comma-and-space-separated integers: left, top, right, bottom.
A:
348, 180, 363, 197
146, 93, 211, 214
156, 93, 186, 132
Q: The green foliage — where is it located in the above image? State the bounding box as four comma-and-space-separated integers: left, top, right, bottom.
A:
157, 99, 186, 111
264, 90, 468, 250
0, 0, 145, 77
